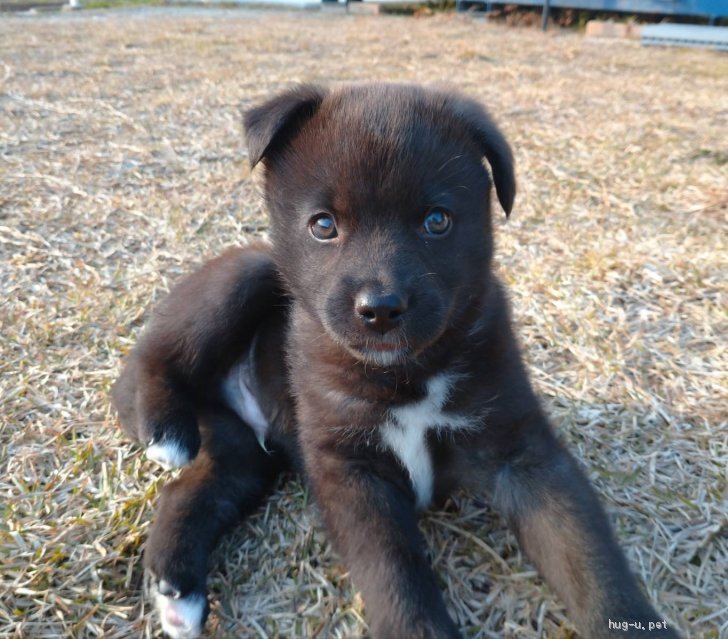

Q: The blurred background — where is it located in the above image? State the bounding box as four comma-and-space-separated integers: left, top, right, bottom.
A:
1, 3, 726, 637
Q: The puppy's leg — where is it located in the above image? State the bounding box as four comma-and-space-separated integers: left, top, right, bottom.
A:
145, 407, 284, 639
306, 451, 460, 639
111, 244, 285, 468
471, 417, 679, 639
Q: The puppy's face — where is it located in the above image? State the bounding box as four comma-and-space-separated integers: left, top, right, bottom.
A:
245, 84, 515, 366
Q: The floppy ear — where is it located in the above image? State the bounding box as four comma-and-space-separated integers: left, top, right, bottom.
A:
446, 94, 516, 217
244, 84, 328, 169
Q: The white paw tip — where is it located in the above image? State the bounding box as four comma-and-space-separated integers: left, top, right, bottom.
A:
155, 592, 206, 639
146, 440, 191, 470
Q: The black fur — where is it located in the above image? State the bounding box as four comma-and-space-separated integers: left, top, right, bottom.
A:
112, 83, 678, 639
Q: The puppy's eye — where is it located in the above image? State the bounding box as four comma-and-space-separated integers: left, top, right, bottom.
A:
422, 208, 452, 237
309, 213, 338, 241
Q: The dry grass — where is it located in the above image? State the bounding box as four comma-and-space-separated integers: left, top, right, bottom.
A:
1, 7, 726, 639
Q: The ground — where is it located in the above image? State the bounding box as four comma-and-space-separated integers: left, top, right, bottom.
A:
1, 7, 726, 639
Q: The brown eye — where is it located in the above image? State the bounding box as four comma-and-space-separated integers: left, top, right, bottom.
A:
309, 213, 338, 241
423, 208, 452, 237
308, 213, 339, 242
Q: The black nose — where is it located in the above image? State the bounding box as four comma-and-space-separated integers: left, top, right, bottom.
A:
355, 290, 408, 334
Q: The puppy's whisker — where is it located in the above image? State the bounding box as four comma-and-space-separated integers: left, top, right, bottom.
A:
436, 162, 480, 184
435, 153, 464, 175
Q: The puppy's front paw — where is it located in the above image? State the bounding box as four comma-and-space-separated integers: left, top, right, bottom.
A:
153, 580, 209, 639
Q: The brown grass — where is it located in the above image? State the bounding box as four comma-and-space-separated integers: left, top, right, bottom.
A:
1, 7, 726, 639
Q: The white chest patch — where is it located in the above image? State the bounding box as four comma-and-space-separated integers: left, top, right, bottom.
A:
381, 373, 473, 509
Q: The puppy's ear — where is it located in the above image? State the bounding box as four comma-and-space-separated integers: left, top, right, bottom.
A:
447, 94, 516, 217
244, 84, 328, 168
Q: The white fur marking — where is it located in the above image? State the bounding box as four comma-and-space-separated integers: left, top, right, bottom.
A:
155, 592, 206, 639
146, 440, 191, 470
361, 349, 403, 367
381, 417, 432, 509
221, 358, 270, 450
383, 373, 473, 509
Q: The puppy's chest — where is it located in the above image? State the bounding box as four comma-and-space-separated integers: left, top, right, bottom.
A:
380, 373, 474, 509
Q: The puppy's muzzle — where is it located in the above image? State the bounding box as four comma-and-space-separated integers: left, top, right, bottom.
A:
355, 289, 408, 335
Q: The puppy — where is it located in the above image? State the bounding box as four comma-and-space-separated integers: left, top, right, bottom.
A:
112, 83, 678, 639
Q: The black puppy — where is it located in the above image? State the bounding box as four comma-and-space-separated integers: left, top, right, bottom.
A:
112, 83, 678, 639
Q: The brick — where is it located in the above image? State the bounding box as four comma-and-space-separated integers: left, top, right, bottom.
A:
585, 20, 629, 38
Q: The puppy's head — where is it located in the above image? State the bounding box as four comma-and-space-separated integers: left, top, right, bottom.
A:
244, 83, 515, 367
